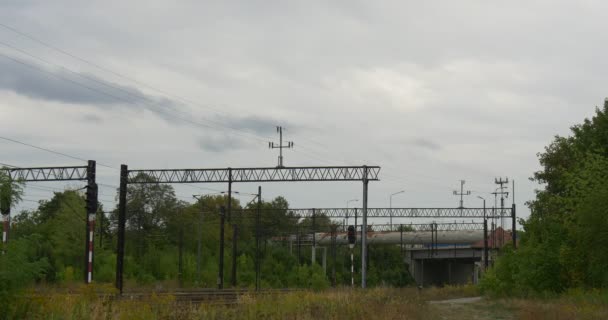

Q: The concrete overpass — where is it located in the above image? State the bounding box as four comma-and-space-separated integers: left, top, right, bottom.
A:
311, 227, 515, 287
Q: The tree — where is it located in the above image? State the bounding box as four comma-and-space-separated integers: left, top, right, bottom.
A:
0, 168, 24, 215
483, 99, 608, 294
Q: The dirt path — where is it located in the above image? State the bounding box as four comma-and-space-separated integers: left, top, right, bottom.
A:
428, 297, 516, 320
429, 297, 483, 304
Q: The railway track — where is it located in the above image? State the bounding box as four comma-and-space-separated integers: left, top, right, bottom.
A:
120, 288, 299, 305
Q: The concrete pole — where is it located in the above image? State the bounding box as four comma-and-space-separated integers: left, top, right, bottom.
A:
512, 204, 517, 249
312, 208, 316, 265
2, 212, 9, 250
115, 164, 128, 294
322, 247, 327, 276
231, 224, 238, 287
196, 204, 203, 285
421, 260, 425, 288
255, 186, 262, 291
218, 206, 225, 289
351, 250, 354, 288
361, 166, 369, 288
86, 215, 95, 284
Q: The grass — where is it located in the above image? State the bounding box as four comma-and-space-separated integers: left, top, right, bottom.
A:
431, 289, 608, 320
5, 285, 608, 319
9, 285, 474, 320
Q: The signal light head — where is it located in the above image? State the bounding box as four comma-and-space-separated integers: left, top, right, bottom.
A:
347, 225, 356, 245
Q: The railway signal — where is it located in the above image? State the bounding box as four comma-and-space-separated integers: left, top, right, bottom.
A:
347, 225, 356, 249
348, 225, 356, 287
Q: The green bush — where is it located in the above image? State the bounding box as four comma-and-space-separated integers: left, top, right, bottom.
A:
0, 234, 49, 319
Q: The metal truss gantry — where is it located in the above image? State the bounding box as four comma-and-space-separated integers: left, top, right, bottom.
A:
348, 222, 485, 233
210, 206, 515, 241
116, 165, 380, 292
127, 166, 381, 183
1, 161, 98, 284
8, 166, 89, 181
230, 207, 511, 218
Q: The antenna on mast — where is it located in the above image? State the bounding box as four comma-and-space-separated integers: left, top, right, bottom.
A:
269, 126, 294, 168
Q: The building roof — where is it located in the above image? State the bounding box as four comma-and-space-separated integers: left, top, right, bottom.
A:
470, 227, 518, 249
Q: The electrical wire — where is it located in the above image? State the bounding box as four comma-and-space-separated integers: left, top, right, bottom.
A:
0, 23, 502, 198
0, 135, 116, 170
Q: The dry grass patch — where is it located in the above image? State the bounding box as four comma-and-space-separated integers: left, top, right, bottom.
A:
11, 287, 443, 320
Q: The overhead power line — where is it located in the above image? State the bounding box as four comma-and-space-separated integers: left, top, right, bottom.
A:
0, 24, 365, 170
0, 23, 234, 119
0, 31, 272, 143
0, 23, 485, 193
0, 135, 116, 170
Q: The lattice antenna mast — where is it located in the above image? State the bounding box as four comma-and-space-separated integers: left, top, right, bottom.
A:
494, 178, 509, 209
493, 177, 510, 246
494, 177, 510, 227
268, 126, 294, 168
453, 180, 472, 209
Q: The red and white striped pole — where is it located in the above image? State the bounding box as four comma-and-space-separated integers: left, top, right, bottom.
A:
87, 214, 95, 283
2, 214, 8, 244
351, 251, 354, 287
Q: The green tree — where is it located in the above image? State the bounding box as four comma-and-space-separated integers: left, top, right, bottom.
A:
0, 168, 24, 215
483, 99, 608, 294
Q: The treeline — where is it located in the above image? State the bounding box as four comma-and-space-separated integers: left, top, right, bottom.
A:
482, 100, 608, 295
0, 173, 412, 297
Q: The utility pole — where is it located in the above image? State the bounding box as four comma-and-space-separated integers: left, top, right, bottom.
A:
478, 196, 488, 269
389, 190, 405, 228
361, 166, 369, 289
197, 206, 203, 286
255, 186, 262, 291
400, 224, 404, 256
330, 225, 337, 287
84, 160, 97, 284
268, 126, 294, 168
512, 180, 517, 249
453, 180, 471, 209
312, 208, 316, 265
347, 225, 356, 288
296, 225, 301, 265
178, 228, 184, 288
231, 224, 238, 287
494, 178, 509, 247
1, 194, 10, 255
191, 195, 205, 286
218, 206, 226, 289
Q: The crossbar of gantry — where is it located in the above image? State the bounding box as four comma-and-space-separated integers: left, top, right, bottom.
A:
229, 207, 510, 218
268, 222, 484, 235
349, 222, 485, 232
115, 165, 380, 293
126, 166, 380, 183
1, 162, 98, 285
4, 165, 88, 181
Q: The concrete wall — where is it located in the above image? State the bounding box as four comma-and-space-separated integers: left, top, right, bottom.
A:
412, 258, 476, 287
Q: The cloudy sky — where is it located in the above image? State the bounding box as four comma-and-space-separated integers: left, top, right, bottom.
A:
1, 1, 606, 226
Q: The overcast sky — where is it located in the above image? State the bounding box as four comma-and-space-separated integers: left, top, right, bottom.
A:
1, 1, 606, 227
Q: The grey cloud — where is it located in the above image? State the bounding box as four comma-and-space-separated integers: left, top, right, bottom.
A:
81, 113, 103, 123
197, 135, 247, 153
0, 54, 181, 118
4, 0, 606, 219
213, 114, 289, 136
409, 138, 441, 151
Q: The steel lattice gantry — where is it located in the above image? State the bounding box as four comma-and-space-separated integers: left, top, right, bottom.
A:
239, 207, 510, 218
0, 161, 98, 284
348, 222, 485, 232
115, 165, 381, 292
126, 166, 381, 183
7, 166, 89, 181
